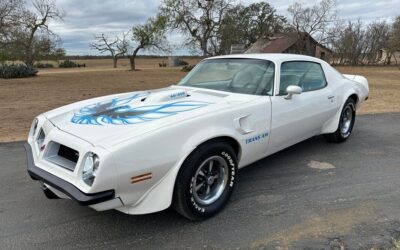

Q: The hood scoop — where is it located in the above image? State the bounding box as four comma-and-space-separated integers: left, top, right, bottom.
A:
143, 89, 189, 103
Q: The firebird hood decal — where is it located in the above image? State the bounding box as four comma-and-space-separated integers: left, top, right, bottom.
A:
45, 87, 259, 146
70, 92, 210, 125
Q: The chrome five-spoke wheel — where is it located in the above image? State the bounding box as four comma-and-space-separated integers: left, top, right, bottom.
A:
340, 104, 353, 137
192, 156, 229, 206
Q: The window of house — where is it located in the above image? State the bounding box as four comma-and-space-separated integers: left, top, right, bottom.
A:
320, 52, 326, 60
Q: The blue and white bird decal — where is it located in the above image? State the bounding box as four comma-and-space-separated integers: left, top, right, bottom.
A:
71, 92, 210, 125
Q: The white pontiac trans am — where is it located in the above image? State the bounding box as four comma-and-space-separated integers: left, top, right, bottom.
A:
25, 54, 369, 220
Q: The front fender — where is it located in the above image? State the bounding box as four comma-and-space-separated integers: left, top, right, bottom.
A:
109, 98, 268, 215
121, 126, 241, 215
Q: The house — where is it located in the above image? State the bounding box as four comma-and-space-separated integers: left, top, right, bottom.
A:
376, 49, 400, 65
243, 33, 332, 61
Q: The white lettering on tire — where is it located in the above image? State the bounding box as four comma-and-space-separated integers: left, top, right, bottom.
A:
221, 151, 235, 187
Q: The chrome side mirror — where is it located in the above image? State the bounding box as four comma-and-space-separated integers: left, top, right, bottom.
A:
285, 85, 302, 100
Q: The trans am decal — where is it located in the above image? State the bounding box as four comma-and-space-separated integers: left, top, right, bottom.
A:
245, 132, 269, 144
71, 92, 209, 125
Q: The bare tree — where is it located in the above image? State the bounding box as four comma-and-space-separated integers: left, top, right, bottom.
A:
0, 0, 22, 29
128, 15, 167, 71
17, 0, 64, 66
331, 20, 369, 65
388, 16, 400, 65
364, 21, 390, 64
161, 0, 233, 56
287, 0, 337, 54
325, 19, 347, 64
0, 0, 23, 48
90, 33, 128, 68
328, 19, 394, 65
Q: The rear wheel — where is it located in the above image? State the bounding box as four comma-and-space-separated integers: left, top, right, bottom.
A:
324, 98, 356, 143
173, 140, 237, 221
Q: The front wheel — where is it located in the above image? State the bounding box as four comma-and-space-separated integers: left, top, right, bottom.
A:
324, 98, 356, 143
173, 140, 238, 221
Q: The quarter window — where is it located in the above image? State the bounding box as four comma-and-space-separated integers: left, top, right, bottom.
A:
279, 61, 327, 95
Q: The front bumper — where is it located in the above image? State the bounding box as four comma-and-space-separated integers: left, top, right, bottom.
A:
24, 142, 115, 206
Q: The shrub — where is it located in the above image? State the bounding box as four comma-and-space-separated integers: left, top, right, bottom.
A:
177, 59, 189, 66
35, 62, 54, 68
0, 64, 38, 78
181, 65, 196, 72
59, 60, 78, 68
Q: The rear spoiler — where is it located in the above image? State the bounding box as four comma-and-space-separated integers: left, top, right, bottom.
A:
343, 74, 369, 92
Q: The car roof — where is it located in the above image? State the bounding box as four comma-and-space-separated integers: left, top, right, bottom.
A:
206, 53, 325, 64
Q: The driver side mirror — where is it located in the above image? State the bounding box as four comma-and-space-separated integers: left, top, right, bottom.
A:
284, 85, 302, 100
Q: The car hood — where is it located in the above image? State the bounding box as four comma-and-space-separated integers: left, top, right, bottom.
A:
44, 86, 257, 147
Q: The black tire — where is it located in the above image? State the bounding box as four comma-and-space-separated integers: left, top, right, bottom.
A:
173, 140, 238, 221
324, 98, 356, 143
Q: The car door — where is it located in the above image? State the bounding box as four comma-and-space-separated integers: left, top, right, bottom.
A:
267, 60, 337, 155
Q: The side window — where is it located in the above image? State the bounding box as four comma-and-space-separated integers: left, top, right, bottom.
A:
279, 61, 327, 95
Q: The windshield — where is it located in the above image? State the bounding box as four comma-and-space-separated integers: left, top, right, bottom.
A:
178, 58, 275, 96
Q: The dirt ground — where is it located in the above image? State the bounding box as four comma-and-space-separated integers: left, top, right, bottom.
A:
0, 58, 399, 142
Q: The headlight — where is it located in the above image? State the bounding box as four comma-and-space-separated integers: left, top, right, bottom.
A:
82, 152, 100, 186
31, 118, 39, 136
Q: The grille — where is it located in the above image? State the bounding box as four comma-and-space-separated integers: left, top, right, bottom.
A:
58, 145, 79, 163
44, 142, 79, 171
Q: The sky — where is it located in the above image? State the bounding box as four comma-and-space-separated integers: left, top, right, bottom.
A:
44, 0, 400, 55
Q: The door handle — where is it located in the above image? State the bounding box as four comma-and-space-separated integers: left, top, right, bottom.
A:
327, 95, 335, 100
